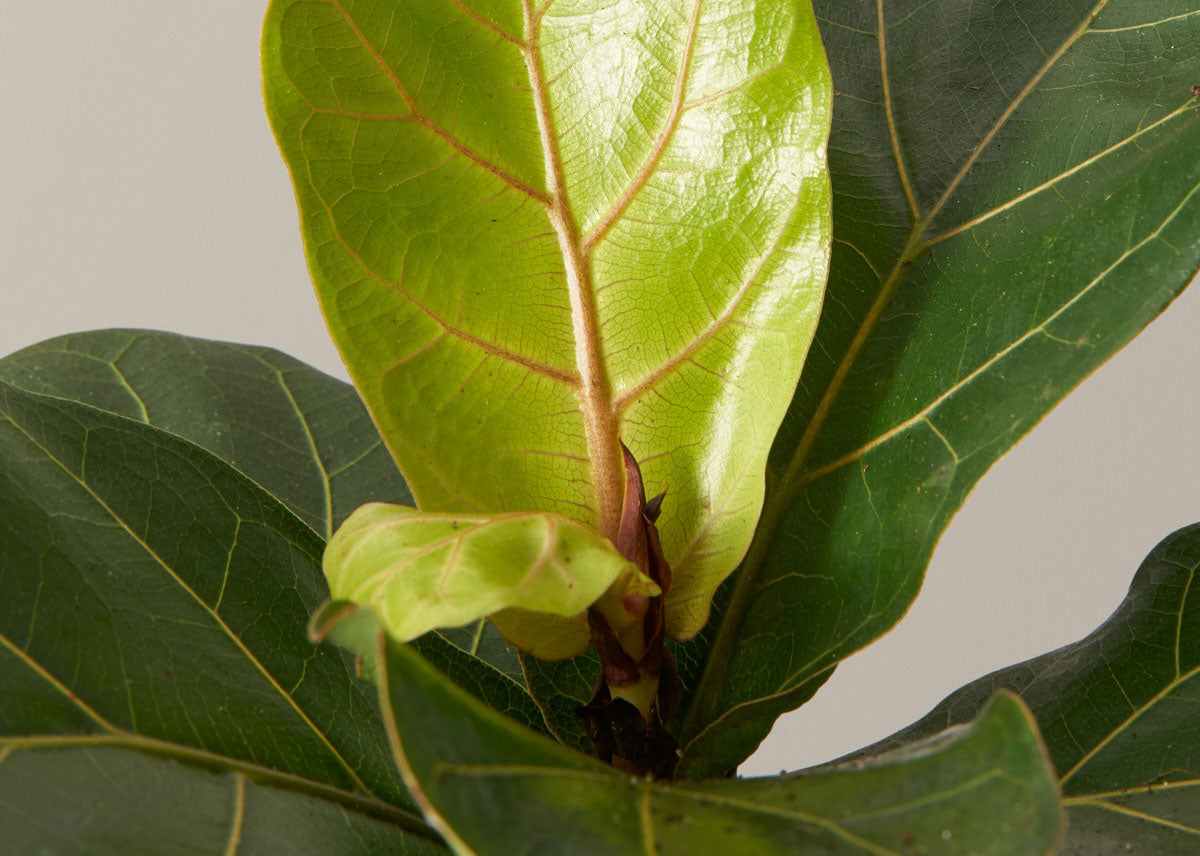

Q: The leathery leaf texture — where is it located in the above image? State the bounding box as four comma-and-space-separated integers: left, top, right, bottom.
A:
325, 617, 1063, 856
262, 0, 833, 641
859, 523, 1200, 854
674, 0, 1200, 777
0, 379, 451, 850
0, 329, 545, 732
0, 328, 413, 538
322, 503, 656, 657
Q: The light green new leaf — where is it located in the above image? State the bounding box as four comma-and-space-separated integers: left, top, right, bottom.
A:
855, 523, 1200, 853
329, 619, 1062, 856
262, 0, 833, 641
677, 0, 1200, 777
323, 503, 655, 657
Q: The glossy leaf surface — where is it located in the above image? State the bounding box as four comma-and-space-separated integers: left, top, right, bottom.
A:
323, 503, 654, 657
0, 745, 444, 855
262, 0, 833, 640
0, 382, 412, 809
0, 328, 411, 538
857, 523, 1200, 853
341, 624, 1062, 856
0, 329, 540, 727
677, 0, 1200, 776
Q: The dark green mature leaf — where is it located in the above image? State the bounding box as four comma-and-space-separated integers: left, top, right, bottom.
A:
0, 328, 411, 538
0, 329, 543, 732
344, 627, 1063, 856
854, 523, 1200, 853
262, 0, 833, 642
678, 0, 1200, 776
0, 382, 422, 815
0, 745, 443, 854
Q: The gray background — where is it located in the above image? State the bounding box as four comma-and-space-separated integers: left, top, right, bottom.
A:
2, 3, 1197, 774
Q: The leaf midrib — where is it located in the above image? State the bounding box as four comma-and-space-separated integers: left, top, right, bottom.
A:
680, 0, 1111, 750
522, 0, 625, 538
1064, 797, 1200, 837
223, 773, 247, 856
320, 0, 719, 538
1059, 653, 1200, 789
1072, 778, 1200, 802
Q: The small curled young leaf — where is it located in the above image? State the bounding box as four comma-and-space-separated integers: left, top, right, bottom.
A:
322, 503, 658, 658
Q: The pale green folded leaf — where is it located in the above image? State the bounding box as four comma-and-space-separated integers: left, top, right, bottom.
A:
323, 503, 657, 657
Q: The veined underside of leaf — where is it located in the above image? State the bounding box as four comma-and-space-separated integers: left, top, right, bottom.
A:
262, 0, 833, 640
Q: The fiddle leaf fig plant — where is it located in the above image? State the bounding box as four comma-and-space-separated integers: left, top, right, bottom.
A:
2, 0, 1199, 853
262, 0, 833, 763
